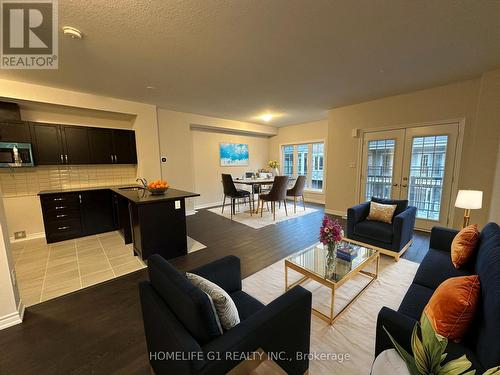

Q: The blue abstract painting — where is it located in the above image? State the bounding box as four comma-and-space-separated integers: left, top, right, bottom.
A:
220, 143, 249, 166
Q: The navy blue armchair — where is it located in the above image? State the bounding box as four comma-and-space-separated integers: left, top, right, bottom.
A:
346, 197, 417, 261
139, 254, 312, 375
375, 223, 500, 372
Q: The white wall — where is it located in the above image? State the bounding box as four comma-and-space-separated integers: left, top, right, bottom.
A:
489, 142, 500, 223
268, 120, 328, 204
192, 129, 269, 206
0, 195, 23, 330
157, 108, 276, 210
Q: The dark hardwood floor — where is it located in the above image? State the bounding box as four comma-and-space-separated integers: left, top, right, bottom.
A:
0, 204, 429, 375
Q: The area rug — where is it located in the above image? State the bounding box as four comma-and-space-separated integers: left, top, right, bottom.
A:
242, 252, 419, 375
208, 202, 317, 229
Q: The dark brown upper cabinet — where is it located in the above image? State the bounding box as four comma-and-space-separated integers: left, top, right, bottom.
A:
89, 128, 114, 164
31, 123, 65, 165
0, 121, 32, 143
112, 129, 137, 164
61, 126, 91, 164
19, 122, 136, 166
89, 128, 137, 165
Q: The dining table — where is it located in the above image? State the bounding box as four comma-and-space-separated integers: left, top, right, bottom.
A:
233, 177, 296, 213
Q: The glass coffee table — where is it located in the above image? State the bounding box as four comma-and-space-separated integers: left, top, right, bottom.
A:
285, 238, 380, 325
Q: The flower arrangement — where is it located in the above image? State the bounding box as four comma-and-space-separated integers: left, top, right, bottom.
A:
268, 160, 280, 169
319, 215, 344, 246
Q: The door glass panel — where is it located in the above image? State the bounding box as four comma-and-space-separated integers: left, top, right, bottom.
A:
365, 139, 395, 201
408, 135, 448, 220
297, 144, 308, 187
282, 145, 294, 177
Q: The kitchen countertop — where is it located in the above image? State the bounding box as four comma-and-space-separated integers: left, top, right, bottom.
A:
38, 184, 200, 205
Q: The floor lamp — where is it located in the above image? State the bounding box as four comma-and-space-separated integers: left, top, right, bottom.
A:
455, 190, 483, 228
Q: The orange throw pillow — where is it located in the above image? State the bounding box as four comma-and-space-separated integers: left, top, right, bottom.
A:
451, 224, 479, 268
423, 275, 480, 343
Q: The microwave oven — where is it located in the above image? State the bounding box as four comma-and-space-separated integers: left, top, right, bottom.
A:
0, 142, 34, 167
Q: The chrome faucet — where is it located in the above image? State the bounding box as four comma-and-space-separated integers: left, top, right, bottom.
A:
136, 178, 148, 188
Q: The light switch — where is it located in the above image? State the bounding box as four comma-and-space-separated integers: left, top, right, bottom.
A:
175, 200, 181, 209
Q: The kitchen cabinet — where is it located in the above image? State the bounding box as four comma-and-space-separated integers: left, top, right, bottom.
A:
31, 123, 137, 166
81, 189, 116, 235
40, 192, 83, 243
89, 128, 114, 164
61, 126, 91, 164
112, 129, 137, 164
40, 189, 117, 243
31, 123, 64, 165
0, 121, 31, 142
89, 128, 137, 164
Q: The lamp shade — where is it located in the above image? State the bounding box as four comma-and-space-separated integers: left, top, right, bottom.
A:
455, 190, 483, 209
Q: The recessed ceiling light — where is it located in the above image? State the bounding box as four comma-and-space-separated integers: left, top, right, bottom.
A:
146, 86, 155, 90
62, 26, 83, 39
260, 114, 273, 122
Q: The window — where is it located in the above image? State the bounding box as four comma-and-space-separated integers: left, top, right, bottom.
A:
283, 145, 294, 177
281, 142, 325, 191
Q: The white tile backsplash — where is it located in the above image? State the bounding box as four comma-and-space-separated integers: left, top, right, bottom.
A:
0, 165, 137, 197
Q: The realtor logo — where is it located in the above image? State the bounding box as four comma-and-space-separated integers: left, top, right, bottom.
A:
1, 0, 58, 69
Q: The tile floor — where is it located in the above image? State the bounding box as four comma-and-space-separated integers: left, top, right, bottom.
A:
10, 231, 146, 307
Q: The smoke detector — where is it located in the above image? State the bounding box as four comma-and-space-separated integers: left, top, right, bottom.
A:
63, 26, 83, 39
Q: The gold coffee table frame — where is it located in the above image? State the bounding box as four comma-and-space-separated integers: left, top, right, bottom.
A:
285, 238, 380, 325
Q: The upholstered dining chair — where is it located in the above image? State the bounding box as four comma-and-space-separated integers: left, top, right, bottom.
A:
221, 174, 252, 220
286, 175, 306, 213
259, 176, 289, 220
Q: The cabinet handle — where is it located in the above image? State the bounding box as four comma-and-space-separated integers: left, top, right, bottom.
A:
65, 154, 68, 163
78, 194, 82, 204
57, 226, 70, 231
114, 155, 118, 163
55, 206, 65, 210
402, 184, 408, 188
56, 214, 67, 218
392, 183, 398, 187
53, 198, 64, 201
60, 154, 64, 163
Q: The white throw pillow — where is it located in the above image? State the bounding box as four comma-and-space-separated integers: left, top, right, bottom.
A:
371, 349, 411, 375
186, 272, 240, 331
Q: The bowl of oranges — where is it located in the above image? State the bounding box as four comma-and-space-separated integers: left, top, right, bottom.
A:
147, 179, 169, 195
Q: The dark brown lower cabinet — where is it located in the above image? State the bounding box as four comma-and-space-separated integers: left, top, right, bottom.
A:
40, 190, 117, 243
40, 192, 84, 243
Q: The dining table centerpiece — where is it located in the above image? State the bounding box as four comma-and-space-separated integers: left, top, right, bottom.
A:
268, 160, 280, 176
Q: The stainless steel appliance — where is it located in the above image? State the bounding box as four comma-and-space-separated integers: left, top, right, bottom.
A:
0, 142, 34, 167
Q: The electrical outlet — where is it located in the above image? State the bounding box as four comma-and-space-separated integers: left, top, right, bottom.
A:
14, 231, 26, 240
175, 200, 181, 209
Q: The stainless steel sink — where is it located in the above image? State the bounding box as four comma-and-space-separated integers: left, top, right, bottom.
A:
119, 186, 145, 191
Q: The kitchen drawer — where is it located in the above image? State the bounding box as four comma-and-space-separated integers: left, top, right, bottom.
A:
43, 205, 81, 218
45, 218, 82, 243
44, 209, 81, 224
41, 194, 80, 209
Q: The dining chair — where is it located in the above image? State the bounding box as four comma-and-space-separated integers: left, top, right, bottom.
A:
259, 176, 289, 220
286, 175, 307, 213
221, 174, 252, 220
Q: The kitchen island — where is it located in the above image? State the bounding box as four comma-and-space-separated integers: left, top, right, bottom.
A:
38, 185, 199, 260
111, 187, 200, 260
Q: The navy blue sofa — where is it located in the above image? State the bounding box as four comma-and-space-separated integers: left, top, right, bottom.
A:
139, 254, 312, 375
375, 222, 500, 372
346, 197, 417, 260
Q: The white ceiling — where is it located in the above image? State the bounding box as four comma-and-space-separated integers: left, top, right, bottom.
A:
1, 0, 500, 126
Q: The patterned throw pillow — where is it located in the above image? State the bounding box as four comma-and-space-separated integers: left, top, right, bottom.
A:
186, 272, 240, 331
367, 201, 397, 224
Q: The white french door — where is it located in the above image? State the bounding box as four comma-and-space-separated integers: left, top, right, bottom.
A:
360, 123, 459, 230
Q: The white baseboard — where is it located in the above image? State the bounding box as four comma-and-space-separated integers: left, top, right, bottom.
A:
0, 301, 25, 330
325, 208, 347, 218
10, 231, 45, 243
195, 201, 223, 210
303, 196, 325, 205
186, 210, 197, 216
